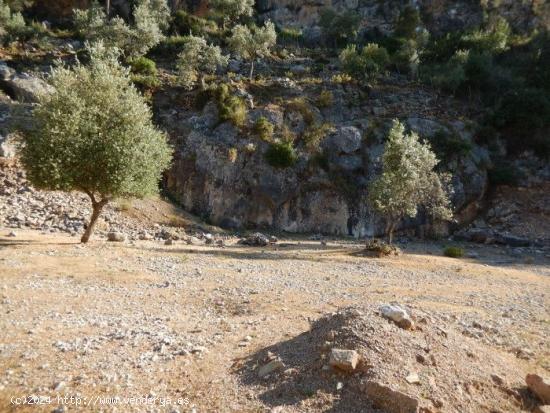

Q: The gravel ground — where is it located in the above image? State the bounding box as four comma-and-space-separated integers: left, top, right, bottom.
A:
0, 229, 548, 412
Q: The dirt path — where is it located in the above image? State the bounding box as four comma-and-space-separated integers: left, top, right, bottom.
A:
0, 229, 548, 412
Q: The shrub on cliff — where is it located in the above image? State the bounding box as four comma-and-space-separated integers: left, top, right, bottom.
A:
215, 84, 247, 127
177, 35, 228, 90
319, 8, 360, 47
19, 43, 172, 243
339, 43, 390, 82
254, 117, 274, 142
265, 141, 298, 168
369, 120, 453, 243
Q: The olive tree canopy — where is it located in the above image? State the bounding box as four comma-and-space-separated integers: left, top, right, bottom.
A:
228, 21, 276, 79
19, 43, 173, 242
368, 119, 453, 243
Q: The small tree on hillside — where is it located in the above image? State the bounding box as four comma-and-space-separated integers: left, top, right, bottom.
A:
19, 43, 172, 243
209, 0, 254, 29
228, 21, 276, 79
368, 120, 453, 243
177, 35, 229, 90
74, 0, 169, 58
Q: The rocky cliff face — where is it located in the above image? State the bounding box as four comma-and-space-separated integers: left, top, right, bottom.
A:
159, 70, 489, 237
258, 0, 549, 33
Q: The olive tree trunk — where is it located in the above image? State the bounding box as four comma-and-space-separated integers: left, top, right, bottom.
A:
249, 60, 255, 80
385, 220, 397, 244
81, 195, 109, 243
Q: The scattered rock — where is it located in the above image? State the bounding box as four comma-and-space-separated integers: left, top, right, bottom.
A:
363, 381, 419, 413
258, 359, 285, 378
164, 238, 173, 246
107, 232, 126, 242
379, 304, 414, 330
329, 349, 359, 372
239, 233, 270, 247
7, 231, 16, 237
405, 373, 420, 384
526, 374, 550, 404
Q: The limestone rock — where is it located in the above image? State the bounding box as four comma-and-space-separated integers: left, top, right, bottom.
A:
379, 304, 414, 330
0, 62, 53, 103
239, 233, 270, 247
329, 349, 359, 372
258, 359, 285, 378
363, 381, 419, 413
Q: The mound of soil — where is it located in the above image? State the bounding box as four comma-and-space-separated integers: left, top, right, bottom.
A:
237, 306, 538, 413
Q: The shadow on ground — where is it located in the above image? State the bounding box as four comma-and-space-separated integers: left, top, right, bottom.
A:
234, 315, 382, 413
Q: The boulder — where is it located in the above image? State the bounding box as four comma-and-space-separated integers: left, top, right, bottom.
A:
0, 62, 53, 103
239, 232, 271, 247
325, 126, 362, 154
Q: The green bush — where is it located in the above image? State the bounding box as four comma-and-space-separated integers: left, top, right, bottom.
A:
428, 129, 472, 161
131, 74, 160, 89
316, 90, 333, 108
152, 35, 188, 55
319, 8, 361, 47
216, 84, 247, 127
279, 27, 303, 45
303, 123, 332, 151
394, 6, 421, 40
254, 117, 274, 141
444, 246, 464, 258
492, 88, 550, 156
172, 10, 218, 38
339, 43, 390, 82
129, 56, 157, 76
265, 142, 298, 168
287, 97, 315, 125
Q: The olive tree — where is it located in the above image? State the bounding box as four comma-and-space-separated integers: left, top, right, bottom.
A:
0, 0, 28, 43
74, 0, 169, 58
19, 43, 172, 243
209, 0, 254, 28
368, 120, 453, 243
228, 21, 276, 79
177, 35, 228, 90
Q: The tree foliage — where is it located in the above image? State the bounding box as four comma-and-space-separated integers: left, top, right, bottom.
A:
228, 21, 276, 79
19, 43, 172, 242
0, 0, 29, 43
74, 0, 169, 58
209, 0, 254, 28
319, 8, 361, 47
177, 35, 228, 89
369, 120, 453, 242
339, 43, 390, 82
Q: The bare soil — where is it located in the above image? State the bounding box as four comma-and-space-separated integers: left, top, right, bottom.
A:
0, 229, 548, 412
